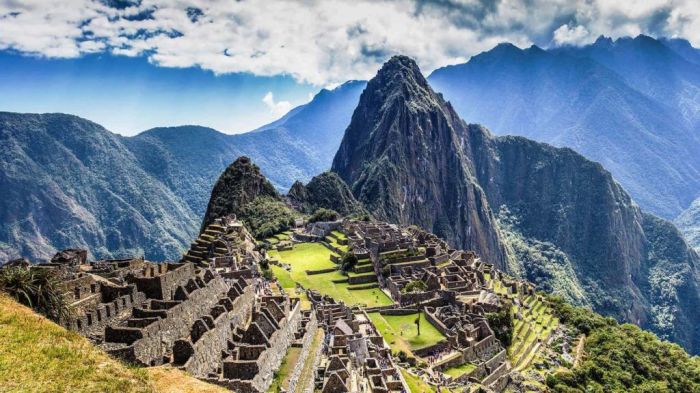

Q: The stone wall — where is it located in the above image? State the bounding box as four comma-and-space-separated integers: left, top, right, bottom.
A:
177, 284, 254, 376
249, 299, 303, 392
286, 312, 318, 393
103, 274, 234, 366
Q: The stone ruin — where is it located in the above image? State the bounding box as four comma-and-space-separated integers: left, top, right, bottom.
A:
309, 292, 405, 393
338, 220, 537, 391
5, 216, 315, 393
2, 214, 543, 392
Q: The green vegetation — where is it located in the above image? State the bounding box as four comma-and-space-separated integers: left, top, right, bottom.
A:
401, 280, 428, 294
308, 208, 339, 223
269, 242, 337, 271
548, 324, 700, 392
442, 362, 476, 379
270, 242, 392, 307
0, 267, 70, 322
0, 294, 154, 393
326, 235, 349, 253
497, 207, 590, 307
239, 196, 299, 239
268, 347, 301, 392
485, 303, 514, 347
546, 295, 700, 392
331, 230, 347, 241
401, 369, 436, 393
368, 312, 445, 356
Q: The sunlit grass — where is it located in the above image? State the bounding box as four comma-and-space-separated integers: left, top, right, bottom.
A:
0, 294, 154, 393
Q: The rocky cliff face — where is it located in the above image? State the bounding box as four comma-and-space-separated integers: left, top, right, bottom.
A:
286, 172, 365, 216
331, 56, 700, 354
201, 157, 279, 231
332, 56, 508, 268
429, 36, 700, 220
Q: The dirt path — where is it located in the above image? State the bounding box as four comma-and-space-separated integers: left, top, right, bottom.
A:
573, 334, 586, 367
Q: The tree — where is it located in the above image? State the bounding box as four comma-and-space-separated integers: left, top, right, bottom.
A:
308, 208, 339, 223
340, 253, 358, 272
415, 312, 421, 336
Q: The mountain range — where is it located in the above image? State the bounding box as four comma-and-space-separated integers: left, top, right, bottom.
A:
1, 35, 700, 354
0, 81, 364, 261
332, 55, 700, 354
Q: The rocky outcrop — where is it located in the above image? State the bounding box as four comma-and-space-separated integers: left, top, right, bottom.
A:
331, 56, 700, 354
201, 157, 279, 231
286, 172, 365, 216
332, 56, 508, 268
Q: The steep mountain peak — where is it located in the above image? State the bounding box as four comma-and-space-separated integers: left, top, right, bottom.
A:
593, 35, 614, 47
332, 55, 508, 266
286, 172, 365, 216
367, 55, 435, 110
200, 156, 279, 231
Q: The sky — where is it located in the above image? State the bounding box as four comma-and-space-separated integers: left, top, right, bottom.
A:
1, 0, 700, 135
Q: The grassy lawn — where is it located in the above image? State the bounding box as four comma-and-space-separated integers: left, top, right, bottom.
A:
274, 242, 338, 271
330, 230, 346, 240
401, 369, 436, 393
368, 312, 446, 356
268, 347, 301, 392
0, 294, 154, 393
270, 242, 392, 307
326, 236, 349, 253
442, 362, 476, 379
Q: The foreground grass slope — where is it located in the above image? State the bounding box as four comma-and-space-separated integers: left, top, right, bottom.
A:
0, 294, 154, 393
0, 294, 230, 393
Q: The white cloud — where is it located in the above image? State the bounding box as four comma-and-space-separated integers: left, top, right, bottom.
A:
553, 24, 592, 46
0, 0, 699, 86
262, 92, 292, 118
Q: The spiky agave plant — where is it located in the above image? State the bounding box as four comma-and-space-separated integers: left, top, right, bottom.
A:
0, 267, 71, 322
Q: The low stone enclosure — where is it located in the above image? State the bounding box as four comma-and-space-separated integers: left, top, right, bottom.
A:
4, 215, 558, 393
309, 292, 406, 393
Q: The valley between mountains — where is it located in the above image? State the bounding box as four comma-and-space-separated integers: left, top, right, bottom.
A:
2, 38, 700, 360
0, 52, 700, 392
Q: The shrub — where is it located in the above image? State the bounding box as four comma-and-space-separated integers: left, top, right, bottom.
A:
239, 196, 298, 239
308, 208, 339, 223
0, 267, 70, 322
485, 302, 514, 347
340, 253, 358, 272
401, 280, 428, 294
261, 268, 274, 281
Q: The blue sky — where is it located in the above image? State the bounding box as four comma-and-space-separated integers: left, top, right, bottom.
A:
0, 52, 316, 135
2, 1, 699, 135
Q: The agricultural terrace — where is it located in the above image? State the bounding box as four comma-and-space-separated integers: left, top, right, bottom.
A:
508, 295, 559, 371
268, 242, 392, 307
442, 362, 477, 379
367, 311, 446, 357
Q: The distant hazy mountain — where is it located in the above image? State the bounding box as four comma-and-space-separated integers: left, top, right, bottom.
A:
0, 81, 364, 262
126, 80, 365, 217
0, 112, 199, 262
428, 35, 700, 220
333, 55, 700, 354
